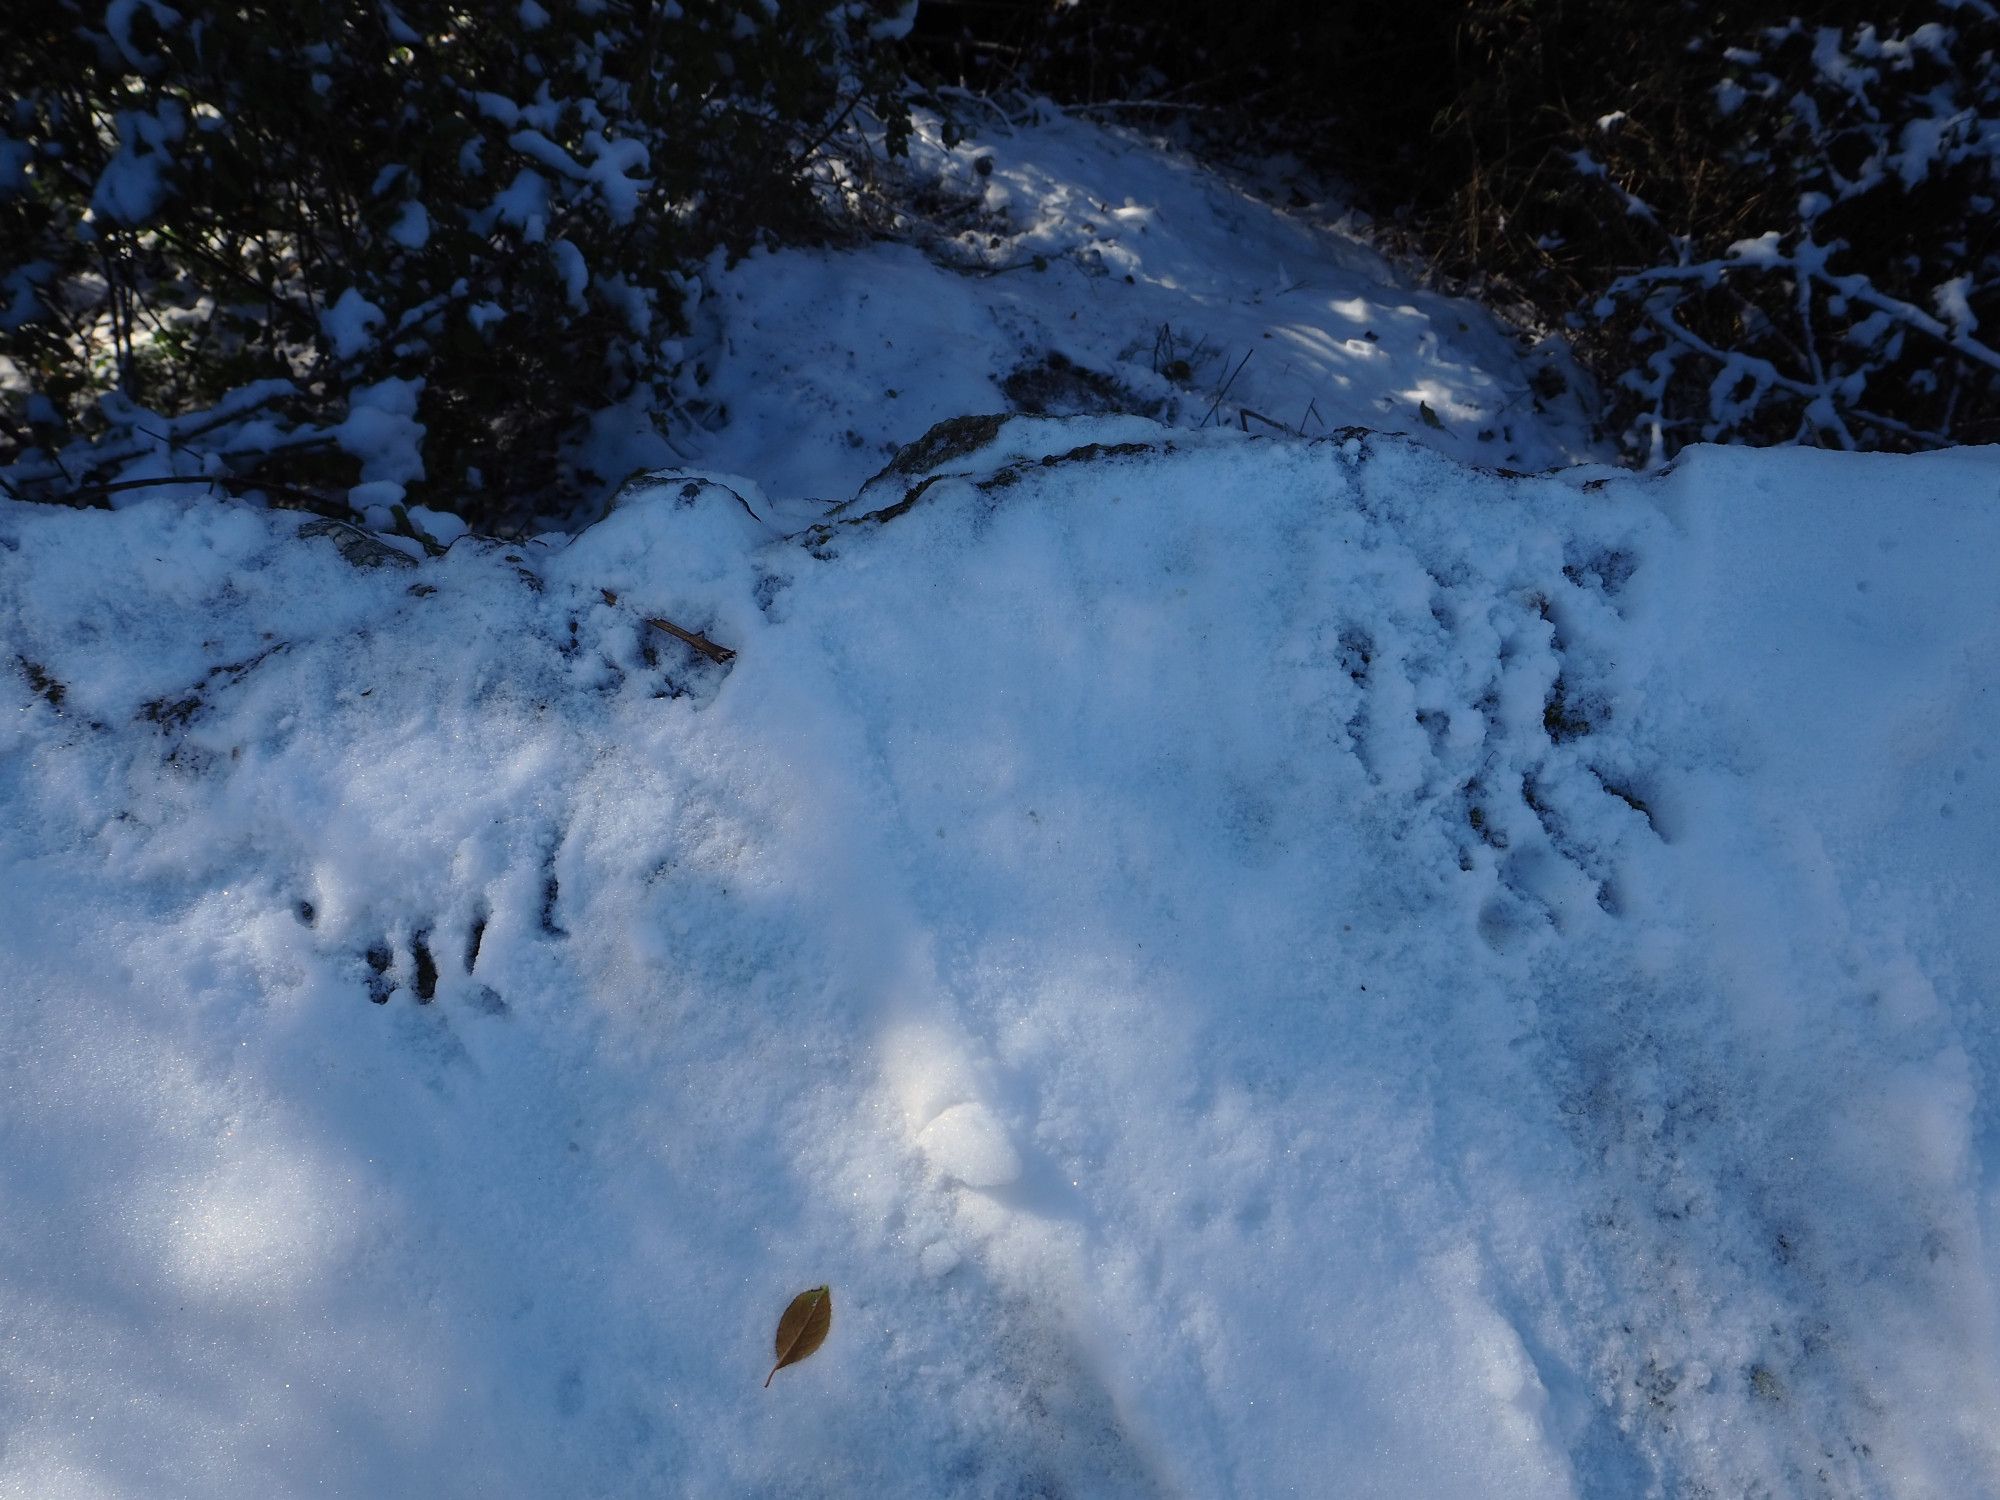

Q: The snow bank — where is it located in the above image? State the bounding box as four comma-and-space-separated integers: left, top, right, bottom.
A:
3, 424, 1997, 1497
678, 111, 1597, 506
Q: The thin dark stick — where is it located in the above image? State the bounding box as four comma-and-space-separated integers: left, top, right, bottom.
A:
20, 472, 347, 515
1237, 407, 1292, 435
1201, 349, 1254, 428
644, 616, 737, 665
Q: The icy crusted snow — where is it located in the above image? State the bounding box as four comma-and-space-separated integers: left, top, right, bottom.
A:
3, 423, 1997, 1497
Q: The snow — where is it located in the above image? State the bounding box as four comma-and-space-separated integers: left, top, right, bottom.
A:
502, 130, 650, 225
552, 238, 589, 308
405, 504, 470, 547
582, 134, 650, 224
88, 102, 185, 226
473, 90, 521, 127
0, 139, 30, 196
869, 1, 919, 42
672, 111, 1597, 504
103, 0, 175, 74
334, 376, 426, 487
1935, 273, 1980, 338
6, 106, 2000, 1500
345, 477, 406, 527
915, 1104, 1023, 1191
388, 200, 431, 250
4, 423, 1999, 1497
487, 167, 551, 241
2, 261, 52, 332
319, 287, 386, 361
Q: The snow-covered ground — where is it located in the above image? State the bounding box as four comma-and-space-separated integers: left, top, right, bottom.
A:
659, 110, 1601, 504
4, 114, 1999, 1500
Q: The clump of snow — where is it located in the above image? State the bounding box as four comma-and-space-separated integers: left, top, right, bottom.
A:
551, 238, 589, 308
335, 376, 426, 485
405, 504, 469, 546
486, 167, 550, 241
871, 1, 918, 41
503, 130, 650, 225
320, 287, 386, 360
582, 134, 650, 224
346, 477, 406, 525
916, 1104, 1022, 1190
388, 200, 431, 250
1934, 273, 1979, 338
3, 423, 1997, 1496
88, 101, 185, 225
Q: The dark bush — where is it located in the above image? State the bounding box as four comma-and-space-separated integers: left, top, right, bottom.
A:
1, 0, 913, 529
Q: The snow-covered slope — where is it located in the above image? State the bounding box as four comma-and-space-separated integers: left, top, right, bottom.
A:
656, 110, 1599, 506
4, 422, 1996, 1497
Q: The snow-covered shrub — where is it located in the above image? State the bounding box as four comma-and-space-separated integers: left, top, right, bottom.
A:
1556, 9, 2000, 458
0, 0, 912, 526
1333, 1, 2000, 458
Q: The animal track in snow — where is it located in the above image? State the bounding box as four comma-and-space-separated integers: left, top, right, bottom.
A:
339, 899, 518, 1013
1289, 489, 1663, 951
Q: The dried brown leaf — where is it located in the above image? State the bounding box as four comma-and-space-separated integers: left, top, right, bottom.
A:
765, 1285, 832, 1388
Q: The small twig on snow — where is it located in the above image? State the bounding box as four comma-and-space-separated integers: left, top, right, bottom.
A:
18, 471, 349, 515
643, 615, 737, 664
1237, 407, 1293, 435
1201, 349, 1254, 428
